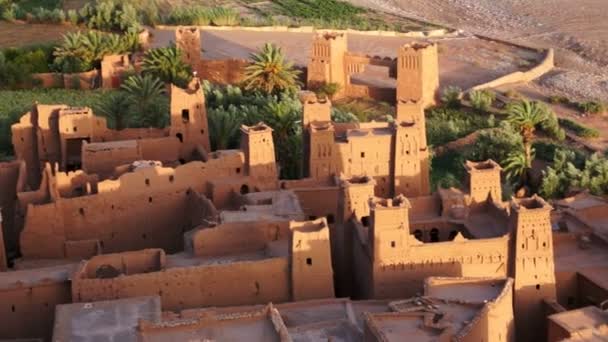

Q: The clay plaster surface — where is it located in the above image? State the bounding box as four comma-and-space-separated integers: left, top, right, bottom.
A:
53, 296, 161, 342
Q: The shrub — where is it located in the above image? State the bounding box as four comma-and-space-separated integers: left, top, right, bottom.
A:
209, 7, 240, 26
440, 86, 462, 109
79, 0, 141, 32
558, 118, 600, 138
578, 101, 606, 115
426, 107, 492, 146
0, 44, 55, 89
468, 89, 495, 112
165, 6, 211, 25
331, 108, 358, 123
67, 9, 79, 25
468, 121, 523, 163
28, 7, 65, 24
314, 82, 341, 99
548, 95, 569, 104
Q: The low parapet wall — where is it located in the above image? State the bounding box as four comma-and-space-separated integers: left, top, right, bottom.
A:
468, 48, 554, 92
156, 25, 457, 39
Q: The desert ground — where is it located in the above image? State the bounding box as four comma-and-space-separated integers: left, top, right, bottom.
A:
350, 0, 608, 102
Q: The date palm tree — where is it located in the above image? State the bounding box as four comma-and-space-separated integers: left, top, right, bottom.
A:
503, 147, 535, 195
121, 74, 168, 128
242, 43, 301, 95
95, 91, 132, 130
142, 45, 192, 88
506, 99, 560, 164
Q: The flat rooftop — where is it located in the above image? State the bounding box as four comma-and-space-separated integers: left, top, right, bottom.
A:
549, 306, 608, 333
553, 235, 608, 272
53, 296, 161, 342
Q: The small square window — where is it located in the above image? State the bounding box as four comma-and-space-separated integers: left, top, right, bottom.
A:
306, 258, 312, 266
391, 241, 396, 248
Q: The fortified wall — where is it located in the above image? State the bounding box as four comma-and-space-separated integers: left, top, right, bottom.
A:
306, 32, 439, 105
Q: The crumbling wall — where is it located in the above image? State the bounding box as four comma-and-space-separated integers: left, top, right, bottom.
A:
0, 161, 25, 257
0, 267, 73, 341
18, 161, 242, 259
73, 253, 290, 311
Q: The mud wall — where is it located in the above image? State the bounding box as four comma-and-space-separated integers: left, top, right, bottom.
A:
73, 257, 290, 311
345, 84, 396, 104
189, 221, 290, 257
469, 49, 554, 91
0, 280, 71, 340
198, 59, 248, 85
0, 161, 24, 258
371, 236, 509, 298
156, 25, 456, 38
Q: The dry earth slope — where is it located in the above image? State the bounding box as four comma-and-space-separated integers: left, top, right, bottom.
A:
349, 0, 608, 101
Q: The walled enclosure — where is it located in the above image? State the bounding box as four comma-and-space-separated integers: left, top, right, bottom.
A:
72, 217, 334, 310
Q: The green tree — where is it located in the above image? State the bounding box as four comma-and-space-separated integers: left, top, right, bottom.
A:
95, 91, 132, 130
242, 43, 301, 95
503, 147, 534, 192
207, 106, 245, 150
506, 99, 562, 166
468, 89, 495, 112
121, 74, 168, 128
441, 86, 462, 109
142, 46, 192, 88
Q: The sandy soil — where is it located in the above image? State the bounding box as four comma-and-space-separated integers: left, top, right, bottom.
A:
153, 28, 539, 91
349, 0, 608, 102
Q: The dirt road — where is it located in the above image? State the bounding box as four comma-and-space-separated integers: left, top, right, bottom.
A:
349, 0, 608, 101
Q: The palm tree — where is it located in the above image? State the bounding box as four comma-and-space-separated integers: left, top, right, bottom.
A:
142, 46, 192, 88
242, 43, 301, 95
506, 100, 552, 164
95, 91, 132, 130
208, 107, 244, 150
121, 74, 168, 128
503, 147, 535, 192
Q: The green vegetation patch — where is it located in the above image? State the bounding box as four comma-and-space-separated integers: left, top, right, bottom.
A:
558, 118, 600, 138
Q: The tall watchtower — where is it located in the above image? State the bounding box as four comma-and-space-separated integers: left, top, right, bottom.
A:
307, 32, 347, 96
510, 195, 556, 342
175, 27, 201, 69
368, 196, 411, 264
392, 121, 430, 198
465, 160, 502, 204
308, 122, 337, 180
169, 78, 210, 158
240, 123, 278, 183
396, 42, 439, 107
